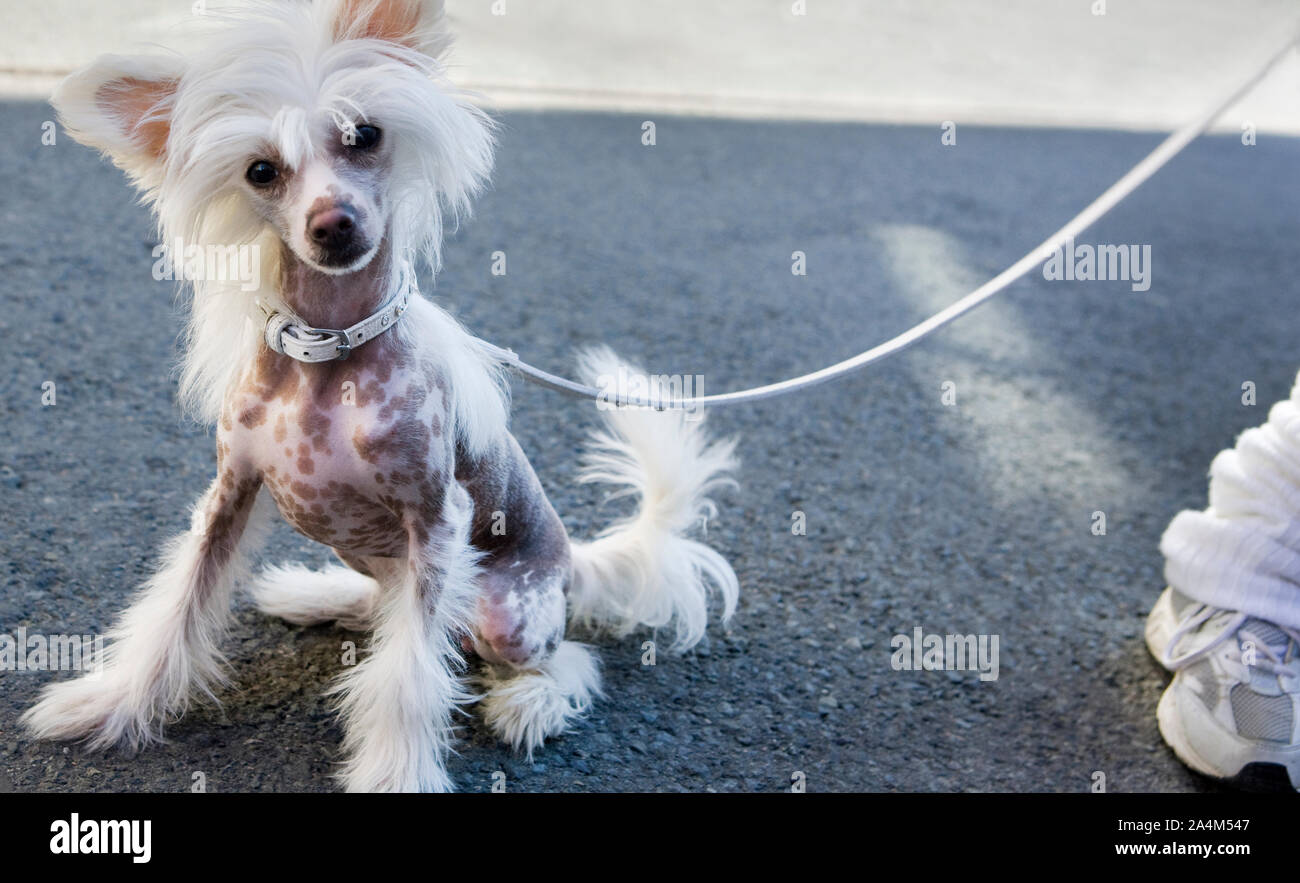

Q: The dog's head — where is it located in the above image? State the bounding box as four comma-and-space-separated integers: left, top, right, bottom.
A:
53, 0, 495, 276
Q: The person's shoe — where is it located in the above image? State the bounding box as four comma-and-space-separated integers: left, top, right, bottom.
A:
1146, 589, 1300, 790
1144, 587, 1199, 668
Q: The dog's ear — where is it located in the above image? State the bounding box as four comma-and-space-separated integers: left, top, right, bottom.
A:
332, 0, 450, 58
51, 54, 183, 184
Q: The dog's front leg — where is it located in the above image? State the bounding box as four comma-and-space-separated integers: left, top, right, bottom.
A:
330, 483, 478, 793
23, 471, 268, 750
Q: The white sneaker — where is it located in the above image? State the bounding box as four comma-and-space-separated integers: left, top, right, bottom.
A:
1146, 588, 1300, 790
1144, 586, 1198, 668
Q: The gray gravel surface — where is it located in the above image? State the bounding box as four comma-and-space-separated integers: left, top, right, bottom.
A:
2, 102, 1298, 792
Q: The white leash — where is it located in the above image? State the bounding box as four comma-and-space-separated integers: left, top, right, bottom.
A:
477, 28, 1300, 410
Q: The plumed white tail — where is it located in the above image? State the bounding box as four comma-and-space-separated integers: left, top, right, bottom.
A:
567, 347, 740, 652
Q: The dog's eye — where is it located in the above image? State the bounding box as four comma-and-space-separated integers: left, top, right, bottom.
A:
246, 161, 279, 187
347, 125, 382, 151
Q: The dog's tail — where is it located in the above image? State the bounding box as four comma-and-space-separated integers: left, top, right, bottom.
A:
567, 347, 739, 652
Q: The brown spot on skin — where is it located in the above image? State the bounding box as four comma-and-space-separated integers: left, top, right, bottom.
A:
238, 403, 266, 429
411, 475, 444, 539
291, 480, 318, 500
352, 427, 378, 464
352, 417, 431, 467
252, 347, 301, 403
195, 474, 262, 603
298, 455, 315, 475
274, 413, 288, 444
377, 394, 407, 422
299, 408, 331, 442
357, 380, 386, 408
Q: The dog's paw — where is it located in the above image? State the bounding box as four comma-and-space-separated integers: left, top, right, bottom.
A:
478, 642, 601, 758
21, 675, 161, 751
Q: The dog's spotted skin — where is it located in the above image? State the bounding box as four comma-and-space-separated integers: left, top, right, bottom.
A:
218, 274, 569, 670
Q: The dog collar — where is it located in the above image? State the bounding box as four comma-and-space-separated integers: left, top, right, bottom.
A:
259, 265, 413, 363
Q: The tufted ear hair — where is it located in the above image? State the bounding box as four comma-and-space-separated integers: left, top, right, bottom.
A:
51, 53, 184, 191
331, 0, 452, 59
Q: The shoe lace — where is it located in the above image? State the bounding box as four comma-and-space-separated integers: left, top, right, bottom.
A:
1162, 604, 1300, 679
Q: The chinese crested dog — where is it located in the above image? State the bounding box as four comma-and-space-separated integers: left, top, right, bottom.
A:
24, 0, 738, 792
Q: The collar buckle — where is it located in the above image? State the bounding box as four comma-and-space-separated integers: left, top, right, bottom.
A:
331, 330, 353, 361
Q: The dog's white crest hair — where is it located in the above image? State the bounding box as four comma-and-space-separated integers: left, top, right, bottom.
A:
51, 0, 503, 451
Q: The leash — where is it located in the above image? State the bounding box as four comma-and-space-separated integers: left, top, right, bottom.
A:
475, 28, 1300, 410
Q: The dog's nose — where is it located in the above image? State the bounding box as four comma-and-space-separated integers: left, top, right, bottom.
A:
308, 206, 356, 250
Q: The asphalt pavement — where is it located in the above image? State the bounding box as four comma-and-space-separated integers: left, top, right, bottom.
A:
2, 102, 1298, 792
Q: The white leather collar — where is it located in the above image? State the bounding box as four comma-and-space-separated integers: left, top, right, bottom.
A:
259, 264, 413, 363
